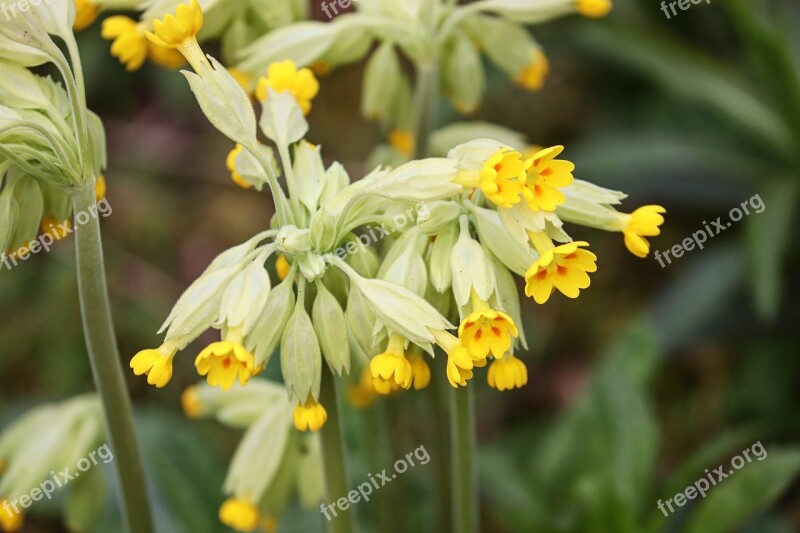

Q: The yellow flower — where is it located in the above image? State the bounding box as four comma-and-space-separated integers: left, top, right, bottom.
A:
73, 0, 99, 31
389, 129, 415, 157
275, 254, 291, 281
446, 344, 474, 388
522, 145, 574, 212
40, 217, 71, 241
293, 397, 327, 432
130, 343, 178, 388
370, 336, 413, 392
576, 0, 612, 18
181, 385, 203, 418
515, 49, 549, 91
101, 16, 148, 72
346, 366, 379, 407
255, 60, 320, 116
310, 62, 332, 77
195, 339, 255, 390
0, 500, 23, 532
146, 0, 203, 49
487, 355, 528, 391
219, 497, 261, 532
226, 144, 252, 189
407, 350, 431, 390
147, 42, 186, 69
479, 149, 528, 208
524, 239, 597, 304
94, 175, 106, 201
617, 205, 666, 258
459, 307, 519, 360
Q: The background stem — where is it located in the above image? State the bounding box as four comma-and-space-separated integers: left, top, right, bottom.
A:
412, 63, 440, 159
72, 185, 153, 533
450, 385, 478, 533
320, 368, 355, 533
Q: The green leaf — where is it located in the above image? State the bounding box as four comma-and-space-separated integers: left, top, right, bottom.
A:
744, 179, 798, 320
685, 448, 800, 533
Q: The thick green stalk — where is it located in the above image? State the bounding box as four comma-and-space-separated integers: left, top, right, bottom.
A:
72, 185, 153, 533
320, 368, 355, 533
450, 386, 478, 533
429, 368, 453, 532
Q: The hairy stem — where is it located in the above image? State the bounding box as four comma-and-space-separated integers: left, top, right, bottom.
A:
412, 62, 440, 159
72, 185, 153, 533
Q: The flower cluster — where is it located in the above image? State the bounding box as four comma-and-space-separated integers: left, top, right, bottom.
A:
130, 1, 664, 448
0, 0, 107, 262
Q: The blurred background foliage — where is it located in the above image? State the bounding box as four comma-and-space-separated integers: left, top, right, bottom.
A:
1, 0, 799, 531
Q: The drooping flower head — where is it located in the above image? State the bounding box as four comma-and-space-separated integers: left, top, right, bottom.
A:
145, 0, 203, 49
130, 343, 178, 388
101, 17, 148, 72
522, 145, 574, 212
488, 354, 528, 391
516, 49, 549, 91
255, 60, 320, 115
370, 335, 413, 393
219, 497, 261, 532
195, 339, 256, 390
618, 205, 666, 258
525, 238, 597, 304
293, 396, 327, 432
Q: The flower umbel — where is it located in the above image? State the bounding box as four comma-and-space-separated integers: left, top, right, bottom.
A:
219, 497, 261, 532
618, 205, 666, 258
293, 396, 327, 432
255, 60, 320, 115
525, 237, 597, 304
195, 336, 256, 390
130, 343, 178, 388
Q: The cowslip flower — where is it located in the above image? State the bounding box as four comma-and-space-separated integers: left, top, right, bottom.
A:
524, 234, 597, 304
73, 0, 99, 31
145, 0, 208, 74
615, 205, 666, 258
130, 342, 179, 388
487, 354, 528, 391
370, 335, 413, 392
455, 148, 527, 208
95, 175, 107, 201
389, 129, 415, 157
255, 60, 320, 115
522, 145, 574, 212
515, 49, 549, 91
195, 336, 256, 390
275, 254, 291, 281
576, 0, 613, 18
293, 396, 327, 432
458, 297, 519, 361
407, 350, 431, 390
40, 218, 71, 241
433, 330, 475, 388
101, 17, 148, 72
219, 497, 261, 532
346, 367, 379, 407
147, 42, 186, 70
181, 385, 203, 418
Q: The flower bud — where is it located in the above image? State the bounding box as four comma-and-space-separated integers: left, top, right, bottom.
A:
312, 283, 350, 375
280, 299, 322, 402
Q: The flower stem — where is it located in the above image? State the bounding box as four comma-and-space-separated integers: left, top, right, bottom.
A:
450, 385, 478, 533
429, 367, 453, 532
320, 367, 355, 533
72, 185, 153, 533
412, 62, 439, 159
